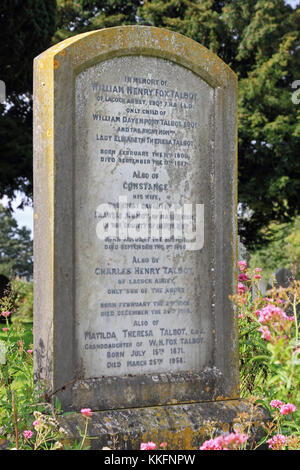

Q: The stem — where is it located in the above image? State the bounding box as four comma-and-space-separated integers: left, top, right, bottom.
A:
11, 390, 19, 450
79, 418, 88, 450
293, 296, 298, 344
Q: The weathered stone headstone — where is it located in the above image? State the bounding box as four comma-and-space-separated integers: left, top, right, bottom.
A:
33, 26, 265, 449
267, 267, 293, 290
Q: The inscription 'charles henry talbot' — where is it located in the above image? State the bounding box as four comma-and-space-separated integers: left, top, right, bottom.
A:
33, 26, 238, 418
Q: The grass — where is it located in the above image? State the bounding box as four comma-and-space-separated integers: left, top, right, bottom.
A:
0, 321, 33, 347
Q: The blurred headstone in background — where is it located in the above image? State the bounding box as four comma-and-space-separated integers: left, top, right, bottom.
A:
267, 267, 293, 290
238, 236, 250, 263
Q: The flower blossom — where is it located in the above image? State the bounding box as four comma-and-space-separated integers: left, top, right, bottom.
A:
200, 432, 248, 450
238, 273, 249, 282
238, 282, 245, 294
200, 437, 224, 450
23, 430, 33, 439
258, 326, 271, 341
238, 261, 247, 271
280, 403, 296, 416
267, 434, 287, 450
256, 305, 292, 325
1, 311, 10, 317
270, 400, 283, 410
140, 442, 156, 450
80, 408, 93, 417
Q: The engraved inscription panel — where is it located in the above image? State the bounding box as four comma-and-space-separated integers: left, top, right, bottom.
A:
74, 56, 215, 377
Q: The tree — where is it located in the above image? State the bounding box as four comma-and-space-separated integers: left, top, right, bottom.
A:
54, 0, 143, 42
0, 0, 57, 201
250, 216, 300, 281
139, 0, 300, 250
0, 204, 33, 279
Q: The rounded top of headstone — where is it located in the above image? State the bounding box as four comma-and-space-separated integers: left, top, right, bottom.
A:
34, 25, 237, 89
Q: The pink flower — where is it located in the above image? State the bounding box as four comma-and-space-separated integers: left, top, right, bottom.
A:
2, 327, 8, 331
223, 432, 248, 447
1, 311, 10, 317
280, 403, 296, 416
238, 261, 247, 271
254, 274, 261, 280
33, 420, 40, 428
140, 442, 156, 450
200, 433, 248, 450
255, 268, 262, 272
160, 442, 167, 448
258, 326, 271, 341
257, 304, 291, 325
267, 434, 287, 450
23, 430, 33, 439
200, 437, 224, 450
80, 408, 93, 417
270, 400, 283, 409
238, 282, 245, 294
238, 273, 249, 282
27, 349, 33, 354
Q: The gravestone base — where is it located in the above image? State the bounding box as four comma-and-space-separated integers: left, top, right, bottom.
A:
59, 400, 269, 450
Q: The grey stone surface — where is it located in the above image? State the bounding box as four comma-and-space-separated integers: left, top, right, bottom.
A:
238, 236, 250, 263
75, 56, 214, 378
59, 400, 269, 450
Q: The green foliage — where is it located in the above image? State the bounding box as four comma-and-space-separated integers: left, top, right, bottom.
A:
10, 279, 33, 322
140, 0, 300, 249
54, 0, 143, 42
0, 0, 56, 95
286, 217, 300, 275
0, 97, 33, 200
231, 263, 300, 448
1, 270, 300, 449
250, 215, 300, 281
0, 319, 37, 444
0, 318, 68, 450
0, 204, 33, 279
0, 0, 56, 200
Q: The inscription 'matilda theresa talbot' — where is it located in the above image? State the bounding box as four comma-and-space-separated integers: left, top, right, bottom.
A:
75, 56, 211, 377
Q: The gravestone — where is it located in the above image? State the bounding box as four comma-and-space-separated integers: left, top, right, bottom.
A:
267, 267, 293, 290
238, 236, 250, 264
33, 26, 266, 449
